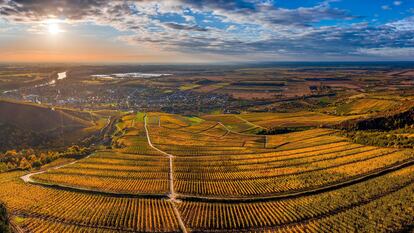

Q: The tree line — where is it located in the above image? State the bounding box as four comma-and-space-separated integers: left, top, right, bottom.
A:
338, 107, 414, 131
0, 146, 91, 172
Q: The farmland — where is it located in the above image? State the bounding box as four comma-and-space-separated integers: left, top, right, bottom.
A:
2, 64, 414, 115
0, 177, 180, 232
0, 109, 413, 232
201, 112, 362, 131
0, 64, 413, 232
1, 0, 414, 228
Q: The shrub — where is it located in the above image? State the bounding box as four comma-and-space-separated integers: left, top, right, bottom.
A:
0, 203, 10, 233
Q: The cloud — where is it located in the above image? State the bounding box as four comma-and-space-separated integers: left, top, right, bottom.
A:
357, 47, 414, 57
386, 16, 414, 31
0, 0, 107, 21
0, 0, 413, 61
394, 1, 402, 6
164, 22, 208, 32
180, 0, 258, 13
184, 1, 355, 28
226, 25, 237, 31
381, 5, 391, 10
182, 14, 195, 23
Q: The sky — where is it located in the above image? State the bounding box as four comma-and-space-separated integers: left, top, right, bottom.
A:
0, 0, 413, 63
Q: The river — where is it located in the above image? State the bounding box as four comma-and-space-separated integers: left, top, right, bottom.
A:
2, 71, 67, 94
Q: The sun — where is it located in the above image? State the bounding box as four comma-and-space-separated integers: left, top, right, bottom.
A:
48, 23, 59, 34
48, 23, 61, 35
45, 19, 63, 35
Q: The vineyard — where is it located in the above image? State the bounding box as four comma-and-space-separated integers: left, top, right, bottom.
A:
30, 151, 170, 195
0, 112, 413, 232
0, 179, 180, 232
207, 111, 363, 129
331, 97, 402, 115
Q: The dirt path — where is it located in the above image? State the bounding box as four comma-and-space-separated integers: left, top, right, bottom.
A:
20, 157, 89, 184
144, 115, 189, 233
235, 115, 268, 130
217, 122, 264, 138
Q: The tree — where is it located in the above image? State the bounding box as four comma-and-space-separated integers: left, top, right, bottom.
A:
0, 163, 7, 172
19, 158, 31, 170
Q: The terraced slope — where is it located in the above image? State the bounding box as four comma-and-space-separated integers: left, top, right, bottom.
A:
1, 112, 413, 232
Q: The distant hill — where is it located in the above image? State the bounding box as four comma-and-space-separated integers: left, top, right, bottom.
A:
0, 100, 91, 132
0, 100, 98, 152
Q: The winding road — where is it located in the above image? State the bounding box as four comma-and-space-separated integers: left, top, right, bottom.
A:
20, 157, 88, 184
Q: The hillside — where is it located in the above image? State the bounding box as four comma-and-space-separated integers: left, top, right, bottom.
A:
338, 106, 414, 131
0, 100, 91, 132
1, 112, 413, 232
0, 100, 104, 151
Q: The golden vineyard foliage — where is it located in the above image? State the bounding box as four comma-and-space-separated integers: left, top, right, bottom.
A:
178, 165, 414, 231
0, 181, 180, 232
0, 112, 413, 232
31, 152, 170, 194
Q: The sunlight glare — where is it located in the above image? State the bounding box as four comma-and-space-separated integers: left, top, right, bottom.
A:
46, 19, 63, 35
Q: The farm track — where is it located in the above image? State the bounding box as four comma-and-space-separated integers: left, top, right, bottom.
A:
20, 156, 90, 184
144, 115, 189, 233
154, 137, 240, 146
192, 123, 220, 134
162, 120, 241, 141
218, 122, 265, 139
160, 125, 224, 139
235, 115, 268, 130
219, 129, 230, 138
